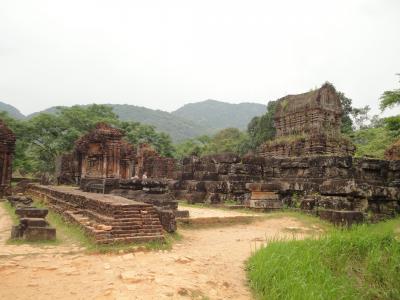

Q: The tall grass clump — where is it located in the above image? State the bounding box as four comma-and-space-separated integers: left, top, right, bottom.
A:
247, 219, 400, 300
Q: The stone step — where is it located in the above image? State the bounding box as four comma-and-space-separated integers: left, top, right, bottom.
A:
111, 231, 163, 238
96, 235, 164, 244
112, 225, 163, 230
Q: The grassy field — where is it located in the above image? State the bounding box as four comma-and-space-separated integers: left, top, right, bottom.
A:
247, 218, 400, 300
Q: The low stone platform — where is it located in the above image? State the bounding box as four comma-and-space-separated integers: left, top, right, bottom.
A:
27, 185, 164, 244
176, 206, 264, 226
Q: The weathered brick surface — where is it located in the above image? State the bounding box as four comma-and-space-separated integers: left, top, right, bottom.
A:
174, 154, 262, 204
27, 184, 165, 244
0, 119, 15, 197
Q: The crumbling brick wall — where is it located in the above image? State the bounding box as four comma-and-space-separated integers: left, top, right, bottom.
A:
247, 156, 400, 221
173, 153, 263, 204
173, 153, 400, 221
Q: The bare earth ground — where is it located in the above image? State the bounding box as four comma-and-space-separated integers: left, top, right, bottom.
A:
180, 206, 263, 218
0, 205, 318, 300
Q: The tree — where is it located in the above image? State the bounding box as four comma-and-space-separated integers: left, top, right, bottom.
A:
0, 104, 176, 176
0, 112, 33, 174
351, 106, 371, 129
247, 101, 277, 150
174, 128, 249, 159
119, 121, 175, 157
351, 126, 395, 158
338, 92, 354, 134
207, 128, 248, 155
175, 136, 211, 158
380, 74, 400, 111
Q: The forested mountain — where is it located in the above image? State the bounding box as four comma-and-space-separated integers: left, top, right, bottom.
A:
0, 101, 25, 119
172, 100, 267, 131
0, 100, 267, 142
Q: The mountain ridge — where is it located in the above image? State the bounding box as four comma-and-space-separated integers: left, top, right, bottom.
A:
0, 100, 267, 142
0, 101, 25, 119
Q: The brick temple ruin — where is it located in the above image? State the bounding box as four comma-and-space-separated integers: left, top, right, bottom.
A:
0, 119, 16, 198
74, 123, 136, 193
46, 123, 183, 241
56, 124, 177, 190
172, 84, 400, 225
258, 83, 355, 157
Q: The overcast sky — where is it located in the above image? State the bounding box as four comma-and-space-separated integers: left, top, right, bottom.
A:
1, 0, 399, 116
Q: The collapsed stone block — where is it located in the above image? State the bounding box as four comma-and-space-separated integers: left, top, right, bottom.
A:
15, 208, 48, 219
20, 218, 49, 227
7, 195, 33, 207
24, 227, 56, 241
11, 207, 56, 241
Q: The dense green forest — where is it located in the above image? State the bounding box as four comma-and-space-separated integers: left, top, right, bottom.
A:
2, 77, 399, 177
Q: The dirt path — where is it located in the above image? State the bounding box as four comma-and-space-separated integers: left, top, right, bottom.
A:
0, 204, 317, 300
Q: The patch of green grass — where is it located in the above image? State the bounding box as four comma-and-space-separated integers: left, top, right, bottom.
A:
7, 238, 61, 246
247, 218, 400, 300
1, 201, 19, 224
